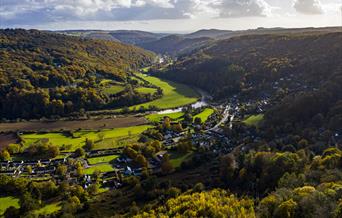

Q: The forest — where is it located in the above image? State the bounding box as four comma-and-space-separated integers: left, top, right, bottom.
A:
0, 29, 155, 119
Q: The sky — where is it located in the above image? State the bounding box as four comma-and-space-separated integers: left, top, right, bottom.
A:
0, 0, 341, 32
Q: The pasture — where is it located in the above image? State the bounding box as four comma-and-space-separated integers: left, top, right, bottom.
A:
0, 196, 20, 215
21, 125, 152, 151
193, 108, 215, 123
243, 114, 264, 126
87, 155, 119, 165
33, 202, 61, 216
102, 85, 125, 95
145, 112, 184, 123
84, 163, 115, 174
128, 74, 199, 110
135, 87, 157, 94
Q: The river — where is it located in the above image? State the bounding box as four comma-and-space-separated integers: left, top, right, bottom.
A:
157, 88, 212, 114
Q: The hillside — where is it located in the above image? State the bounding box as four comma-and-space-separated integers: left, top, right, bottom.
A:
0, 29, 155, 119
139, 35, 214, 56
159, 32, 342, 97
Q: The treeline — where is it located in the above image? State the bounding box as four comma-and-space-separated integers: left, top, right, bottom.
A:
0, 29, 155, 119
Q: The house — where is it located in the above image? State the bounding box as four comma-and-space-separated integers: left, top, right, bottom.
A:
124, 166, 133, 175
155, 151, 168, 162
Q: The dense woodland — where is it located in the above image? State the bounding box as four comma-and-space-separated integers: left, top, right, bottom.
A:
0, 29, 155, 119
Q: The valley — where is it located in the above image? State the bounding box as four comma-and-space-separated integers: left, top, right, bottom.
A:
0, 27, 342, 218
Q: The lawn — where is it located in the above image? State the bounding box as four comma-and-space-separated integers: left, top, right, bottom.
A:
127, 73, 199, 111
0, 196, 20, 215
135, 87, 157, 94
33, 202, 61, 216
193, 108, 215, 123
102, 85, 125, 95
21, 125, 152, 151
84, 163, 115, 174
243, 114, 264, 126
87, 155, 119, 165
170, 151, 193, 168
145, 112, 184, 123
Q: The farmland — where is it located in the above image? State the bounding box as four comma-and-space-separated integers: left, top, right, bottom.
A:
0, 196, 20, 215
128, 73, 199, 111
135, 87, 157, 94
84, 163, 115, 174
21, 125, 152, 151
145, 111, 184, 123
87, 155, 119, 165
0, 116, 147, 133
102, 85, 125, 95
193, 108, 215, 123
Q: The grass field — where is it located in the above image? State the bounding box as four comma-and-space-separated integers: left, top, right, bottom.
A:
193, 108, 215, 123
87, 155, 119, 165
145, 112, 184, 123
0, 196, 20, 215
33, 202, 61, 216
21, 125, 152, 151
243, 114, 264, 126
170, 151, 193, 168
102, 85, 125, 95
127, 73, 199, 111
135, 87, 157, 94
84, 163, 115, 174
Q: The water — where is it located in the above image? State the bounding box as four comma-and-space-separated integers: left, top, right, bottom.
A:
157, 88, 211, 114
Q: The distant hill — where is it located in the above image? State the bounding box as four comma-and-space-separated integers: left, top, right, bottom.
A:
0, 29, 155, 119
185, 29, 233, 39
58, 27, 342, 57
139, 35, 214, 56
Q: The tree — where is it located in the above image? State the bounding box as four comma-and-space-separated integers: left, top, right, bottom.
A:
56, 165, 68, 177
274, 199, 297, 218
0, 149, 10, 161
74, 148, 85, 157
26, 165, 33, 175
135, 154, 148, 167
84, 138, 94, 151
161, 154, 174, 174
97, 132, 105, 141
20, 192, 40, 212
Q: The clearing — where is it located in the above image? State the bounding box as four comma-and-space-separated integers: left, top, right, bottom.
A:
84, 163, 115, 174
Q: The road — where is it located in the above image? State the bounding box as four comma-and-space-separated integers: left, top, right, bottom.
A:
209, 105, 231, 132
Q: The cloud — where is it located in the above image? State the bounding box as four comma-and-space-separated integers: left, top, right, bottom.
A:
0, 0, 204, 26
293, 0, 324, 14
214, 0, 272, 18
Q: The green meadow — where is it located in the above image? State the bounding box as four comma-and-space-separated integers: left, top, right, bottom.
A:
0, 196, 20, 215
135, 87, 157, 94
193, 108, 215, 123
102, 85, 125, 95
33, 202, 61, 216
84, 163, 115, 174
128, 74, 199, 111
87, 155, 119, 165
21, 125, 152, 152
145, 111, 185, 123
243, 114, 264, 126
